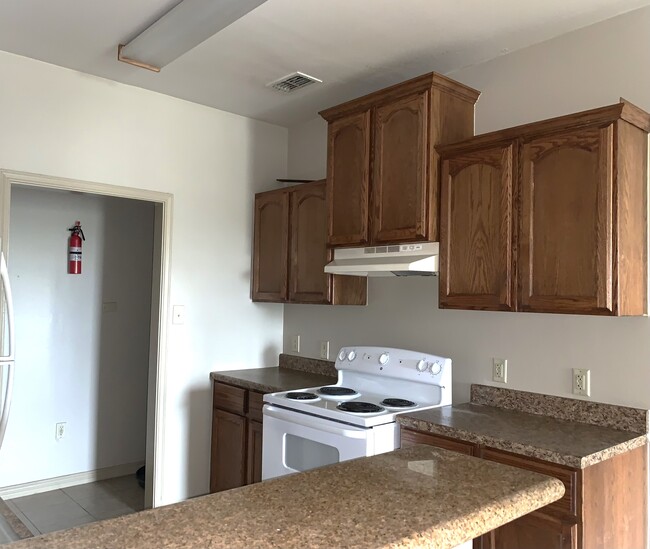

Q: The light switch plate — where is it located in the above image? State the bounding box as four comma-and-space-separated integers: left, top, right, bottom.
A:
172, 305, 185, 325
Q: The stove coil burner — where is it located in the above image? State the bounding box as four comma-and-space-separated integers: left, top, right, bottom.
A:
336, 401, 385, 414
285, 392, 319, 401
318, 386, 359, 397
380, 398, 417, 408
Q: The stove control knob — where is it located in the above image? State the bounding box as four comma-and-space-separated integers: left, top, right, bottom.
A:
416, 360, 427, 372
347, 350, 357, 361
429, 361, 442, 375
379, 352, 390, 365
337, 349, 347, 361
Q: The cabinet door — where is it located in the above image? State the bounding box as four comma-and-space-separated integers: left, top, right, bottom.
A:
210, 408, 247, 493
484, 513, 576, 549
252, 190, 289, 302
519, 125, 614, 314
246, 419, 263, 485
372, 91, 429, 244
440, 143, 515, 311
289, 182, 331, 303
327, 111, 371, 247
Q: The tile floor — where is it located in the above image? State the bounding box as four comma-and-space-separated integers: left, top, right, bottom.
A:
4, 475, 144, 537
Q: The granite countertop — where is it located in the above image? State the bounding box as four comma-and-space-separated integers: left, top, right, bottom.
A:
8, 445, 565, 549
210, 368, 336, 393
399, 403, 648, 468
210, 353, 337, 393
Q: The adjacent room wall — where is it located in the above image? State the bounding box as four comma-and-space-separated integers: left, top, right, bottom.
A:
0, 51, 287, 503
283, 5, 650, 411
3, 187, 153, 487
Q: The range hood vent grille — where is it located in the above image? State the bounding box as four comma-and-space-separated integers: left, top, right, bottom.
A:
267, 71, 322, 93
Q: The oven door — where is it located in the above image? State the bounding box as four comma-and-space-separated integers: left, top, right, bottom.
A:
262, 404, 379, 481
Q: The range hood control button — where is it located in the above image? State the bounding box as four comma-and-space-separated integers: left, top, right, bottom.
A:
416, 360, 427, 372
338, 349, 347, 361
429, 361, 442, 375
347, 350, 357, 361
379, 352, 390, 365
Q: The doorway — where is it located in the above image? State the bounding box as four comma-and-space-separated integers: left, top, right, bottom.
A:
0, 169, 172, 510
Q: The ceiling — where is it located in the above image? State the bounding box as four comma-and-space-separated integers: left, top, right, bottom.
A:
1, 0, 649, 127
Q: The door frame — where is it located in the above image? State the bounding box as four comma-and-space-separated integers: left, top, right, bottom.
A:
0, 169, 172, 509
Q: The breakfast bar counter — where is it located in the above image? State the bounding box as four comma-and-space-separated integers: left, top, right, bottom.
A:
8, 445, 564, 549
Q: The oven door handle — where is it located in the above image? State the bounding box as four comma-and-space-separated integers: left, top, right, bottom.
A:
263, 405, 369, 439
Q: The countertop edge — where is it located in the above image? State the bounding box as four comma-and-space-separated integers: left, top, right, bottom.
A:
397, 416, 648, 469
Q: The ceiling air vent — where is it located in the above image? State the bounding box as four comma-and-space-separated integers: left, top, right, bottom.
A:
267, 71, 322, 93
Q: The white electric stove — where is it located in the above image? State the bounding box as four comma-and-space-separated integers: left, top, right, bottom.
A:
262, 346, 451, 481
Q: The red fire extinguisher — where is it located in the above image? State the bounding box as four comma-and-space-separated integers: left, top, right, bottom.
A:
68, 221, 85, 274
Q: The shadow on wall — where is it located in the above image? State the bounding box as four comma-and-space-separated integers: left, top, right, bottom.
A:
184, 385, 212, 497
95, 196, 155, 484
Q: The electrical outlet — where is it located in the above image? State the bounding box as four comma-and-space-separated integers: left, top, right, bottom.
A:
55, 422, 66, 441
291, 335, 300, 353
492, 358, 507, 383
573, 368, 591, 396
320, 340, 330, 360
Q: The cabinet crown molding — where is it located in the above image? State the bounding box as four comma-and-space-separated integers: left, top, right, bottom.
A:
319, 71, 480, 122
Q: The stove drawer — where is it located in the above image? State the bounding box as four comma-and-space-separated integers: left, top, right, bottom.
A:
213, 382, 246, 415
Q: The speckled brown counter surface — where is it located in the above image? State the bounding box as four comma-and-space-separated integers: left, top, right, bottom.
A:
399, 403, 647, 468
210, 354, 336, 393
7, 445, 564, 549
0, 498, 32, 540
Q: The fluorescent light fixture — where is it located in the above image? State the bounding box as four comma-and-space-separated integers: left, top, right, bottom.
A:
118, 0, 268, 72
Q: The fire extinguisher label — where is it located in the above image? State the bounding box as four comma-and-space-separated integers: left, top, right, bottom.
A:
69, 247, 82, 261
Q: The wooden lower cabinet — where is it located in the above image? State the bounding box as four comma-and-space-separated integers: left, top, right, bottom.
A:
481, 514, 576, 549
246, 419, 263, 485
210, 381, 265, 493
210, 408, 246, 492
400, 427, 647, 549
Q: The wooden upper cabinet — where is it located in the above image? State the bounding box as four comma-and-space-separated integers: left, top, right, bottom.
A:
372, 91, 429, 244
519, 126, 614, 314
252, 190, 289, 301
252, 181, 367, 305
438, 100, 649, 316
289, 182, 330, 303
321, 72, 480, 248
327, 111, 371, 247
440, 143, 515, 311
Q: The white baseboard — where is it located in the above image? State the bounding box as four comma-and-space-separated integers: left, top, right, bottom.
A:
0, 461, 144, 499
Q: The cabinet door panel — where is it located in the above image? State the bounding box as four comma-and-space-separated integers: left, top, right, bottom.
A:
486, 513, 576, 549
246, 420, 263, 485
372, 91, 429, 243
440, 144, 515, 310
327, 111, 371, 246
519, 125, 613, 314
289, 182, 331, 303
252, 191, 289, 301
210, 409, 247, 493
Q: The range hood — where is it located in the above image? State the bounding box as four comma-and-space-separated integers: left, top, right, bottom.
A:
324, 242, 439, 277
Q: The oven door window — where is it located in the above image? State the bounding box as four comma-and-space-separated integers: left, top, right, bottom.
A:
284, 434, 340, 472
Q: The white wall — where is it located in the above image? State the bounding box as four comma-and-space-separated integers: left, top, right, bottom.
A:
0, 51, 288, 503
283, 6, 650, 411
3, 187, 153, 486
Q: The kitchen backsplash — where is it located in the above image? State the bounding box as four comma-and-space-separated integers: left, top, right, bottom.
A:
279, 353, 336, 377
471, 384, 649, 433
